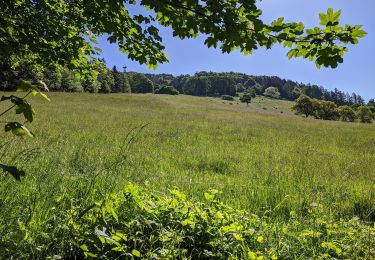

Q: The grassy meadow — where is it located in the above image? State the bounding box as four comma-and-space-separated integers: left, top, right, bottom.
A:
1, 93, 374, 218
0, 92, 374, 258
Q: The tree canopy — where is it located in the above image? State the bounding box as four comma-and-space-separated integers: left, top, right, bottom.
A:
0, 0, 367, 72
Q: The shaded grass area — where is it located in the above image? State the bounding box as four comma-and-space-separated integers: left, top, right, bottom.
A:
0, 92, 374, 230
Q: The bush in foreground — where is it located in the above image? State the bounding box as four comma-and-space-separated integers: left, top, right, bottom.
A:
1, 184, 374, 259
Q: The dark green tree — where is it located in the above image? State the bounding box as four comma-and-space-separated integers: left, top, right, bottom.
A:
183, 77, 210, 96
130, 73, 154, 93
208, 77, 236, 96
112, 66, 131, 93
367, 99, 375, 113
240, 92, 252, 105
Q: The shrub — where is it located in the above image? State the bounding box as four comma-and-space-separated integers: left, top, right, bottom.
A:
155, 85, 179, 95
240, 92, 252, 104
338, 105, 357, 122
263, 87, 280, 99
357, 106, 373, 123
315, 100, 340, 120
221, 95, 234, 101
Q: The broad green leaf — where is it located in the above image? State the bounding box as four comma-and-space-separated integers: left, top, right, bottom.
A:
319, 13, 328, 26
352, 29, 367, 38
5, 122, 34, 137
132, 249, 141, 257
39, 92, 50, 101
13, 99, 34, 122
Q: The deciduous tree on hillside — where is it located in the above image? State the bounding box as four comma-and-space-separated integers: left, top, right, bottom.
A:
240, 92, 252, 105
264, 87, 281, 99
292, 95, 315, 118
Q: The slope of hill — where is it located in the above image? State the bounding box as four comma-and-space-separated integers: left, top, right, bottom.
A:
1, 93, 374, 258
1, 93, 373, 218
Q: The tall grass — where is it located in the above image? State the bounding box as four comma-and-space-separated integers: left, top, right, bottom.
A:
0, 92, 374, 228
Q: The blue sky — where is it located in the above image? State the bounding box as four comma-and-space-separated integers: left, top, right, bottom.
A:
97, 0, 375, 100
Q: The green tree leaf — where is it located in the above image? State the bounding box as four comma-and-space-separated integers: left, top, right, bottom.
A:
132, 249, 141, 257
4, 122, 34, 137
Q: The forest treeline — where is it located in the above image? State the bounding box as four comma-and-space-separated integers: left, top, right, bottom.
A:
0, 59, 372, 107
146, 71, 370, 106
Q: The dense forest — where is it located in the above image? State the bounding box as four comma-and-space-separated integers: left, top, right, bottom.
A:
0, 58, 372, 107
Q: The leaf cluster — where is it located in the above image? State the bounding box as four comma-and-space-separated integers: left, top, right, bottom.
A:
0, 1, 367, 71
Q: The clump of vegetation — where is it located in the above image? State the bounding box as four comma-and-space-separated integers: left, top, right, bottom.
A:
129, 73, 154, 93
240, 92, 252, 104
1, 184, 373, 259
357, 106, 373, 123
315, 100, 340, 120
221, 95, 235, 101
264, 87, 281, 99
292, 95, 374, 123
155, 85, 179, 95
240, 90, 256, 105
338, 105, 357, 122
291, 95, 315, 117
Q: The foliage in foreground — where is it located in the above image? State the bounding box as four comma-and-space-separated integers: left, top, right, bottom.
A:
1, 1, 367, 71
1, 183, 374, 259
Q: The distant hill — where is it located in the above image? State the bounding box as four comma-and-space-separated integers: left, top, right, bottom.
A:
141, 71, 368, 106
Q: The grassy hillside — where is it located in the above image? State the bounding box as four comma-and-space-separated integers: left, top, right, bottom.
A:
1, 93, 374, 220
1, 92, 374, 258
